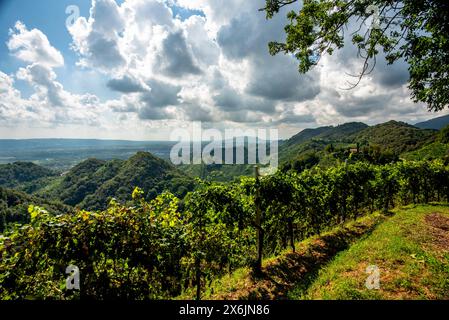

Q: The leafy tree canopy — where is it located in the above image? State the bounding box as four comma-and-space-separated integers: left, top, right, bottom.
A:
262, 0, 449, 111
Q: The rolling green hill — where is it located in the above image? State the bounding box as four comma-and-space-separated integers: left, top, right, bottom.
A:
279, 122, 368, 163
42, 151, 196, 210
349, 121, 436, 154
402, 142, 449, 161
0, 121, 444, 197
283, 126, 334, 148
41, 158, 123, 207
0, 162, 57, 193
279, 121, 438, 171
401, 125, 449, 162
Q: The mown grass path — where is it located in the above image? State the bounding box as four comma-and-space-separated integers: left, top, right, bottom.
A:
298, 204, 449, 299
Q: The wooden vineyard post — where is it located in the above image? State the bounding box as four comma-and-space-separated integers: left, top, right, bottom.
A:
195, 255, 201, 300
254, 166, 263, 275
288, 218, 295, 252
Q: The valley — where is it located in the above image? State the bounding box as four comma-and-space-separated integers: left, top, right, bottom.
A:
1, 117, 449, 300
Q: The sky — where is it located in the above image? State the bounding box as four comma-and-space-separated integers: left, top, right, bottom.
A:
0, 0, 447, 141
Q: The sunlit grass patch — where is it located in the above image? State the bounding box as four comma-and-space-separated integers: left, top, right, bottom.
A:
300, 204, 449, 300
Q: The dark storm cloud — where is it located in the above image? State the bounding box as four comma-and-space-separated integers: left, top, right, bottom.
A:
109, 78, 181, 119
217, 2, 291, 61
225, 110, 263, 123
217, 6, 320, 105
332, 94, 394, 117
157, 31, 202, 77
141, 79, 181, 108
85, 32, 126, 70
214, 87, 241, 110
111, 78, 181, 120
246, 55, 321, 102
213, 85, 276, 114
107, 75, 146, 93
217, 14, 259, 60
373, 58, 409, 89
273, 111, 316, 125
182, 103, 215, 122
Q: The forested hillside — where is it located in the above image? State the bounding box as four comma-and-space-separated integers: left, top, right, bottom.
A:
0, 122, 447, 207
279, 122, 368, 163
0, 187, 71, 232
43, 152, 196, 210
415, 114, 449, 130
402, 125, 449, 162
0, 162, 57, 193
279, 121, 441, 172
349, 121, 436, 154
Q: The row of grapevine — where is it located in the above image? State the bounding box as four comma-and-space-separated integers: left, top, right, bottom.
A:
1, 160, 448, 299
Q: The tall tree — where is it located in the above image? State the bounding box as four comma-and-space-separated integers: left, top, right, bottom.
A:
262, 0, 449, 111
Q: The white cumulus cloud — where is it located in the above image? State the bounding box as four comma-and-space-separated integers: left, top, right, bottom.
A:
7, 21, 64, 68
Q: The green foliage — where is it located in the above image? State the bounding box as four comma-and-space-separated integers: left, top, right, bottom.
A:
263, 0, 449, 111
281, 151, 320, 173
43, 152, 196, 210
279, 121, 436, 172
0, 162, 57, 193
179, 163, 255, 182
402, 141, 449, 162
349, 121, 436, 154
439, 125, 449, 144
0, 187, 71, 232
1, 159, 448, 299
1, 192, 187, 299
43, 158, 116, 207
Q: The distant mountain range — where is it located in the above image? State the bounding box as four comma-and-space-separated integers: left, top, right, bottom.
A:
0, 139, 177, 171
0, 116, 448, 218
415, 114, 449, 130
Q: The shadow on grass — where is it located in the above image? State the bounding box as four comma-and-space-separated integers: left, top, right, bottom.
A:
242, 216, 386, 300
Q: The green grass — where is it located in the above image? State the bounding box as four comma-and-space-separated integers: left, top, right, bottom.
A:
176, 205, 449, 300
296, 204, 449, 300
178, 204, 449, 300
177, 211, 385, 300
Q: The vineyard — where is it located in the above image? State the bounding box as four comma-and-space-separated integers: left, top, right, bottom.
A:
1, 160, 449, 299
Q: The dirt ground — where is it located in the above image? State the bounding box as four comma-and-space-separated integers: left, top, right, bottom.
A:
424, 213, 449, 252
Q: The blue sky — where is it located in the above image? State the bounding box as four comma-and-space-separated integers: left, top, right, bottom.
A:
0, 0, 91, 70
0, 0, 203, 100
0, 0, 202, 71
0, 0, 107, 99
0, 0, 444, 140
